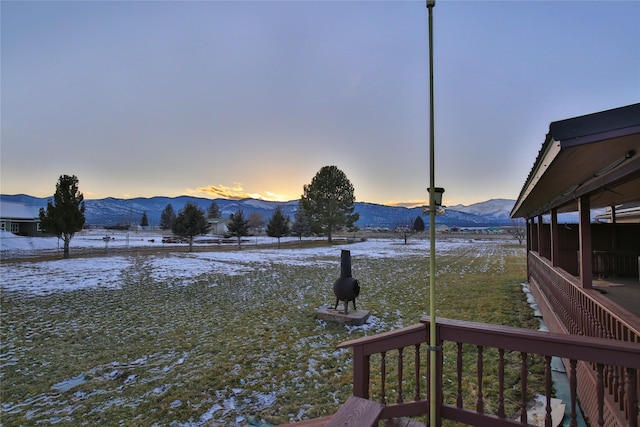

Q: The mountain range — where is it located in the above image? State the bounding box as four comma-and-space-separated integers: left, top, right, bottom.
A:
1, 194, 517, 229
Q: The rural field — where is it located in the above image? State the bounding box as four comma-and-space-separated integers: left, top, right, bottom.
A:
0, 232, 541, 426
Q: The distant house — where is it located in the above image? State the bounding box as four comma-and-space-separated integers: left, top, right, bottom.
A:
0, 201, 45, 237
595, 202, 640, 223
208, 218, 229, 235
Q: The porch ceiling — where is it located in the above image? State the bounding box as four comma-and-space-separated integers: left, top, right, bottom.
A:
511, 103, 640, 219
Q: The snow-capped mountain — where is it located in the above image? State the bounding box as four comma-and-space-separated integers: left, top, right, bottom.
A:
0, 194, 516, 229
447, 199, 515, 221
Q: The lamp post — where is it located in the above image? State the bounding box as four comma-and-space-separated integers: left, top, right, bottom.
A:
426, 1, 438, 426
428, 187, 445, 207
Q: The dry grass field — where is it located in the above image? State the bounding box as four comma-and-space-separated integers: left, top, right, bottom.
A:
1, 234, 541, 426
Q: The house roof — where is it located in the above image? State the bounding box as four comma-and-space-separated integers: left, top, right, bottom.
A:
594, 202, 640, 222
511, 103, 640, 219
0, 202, 41, 220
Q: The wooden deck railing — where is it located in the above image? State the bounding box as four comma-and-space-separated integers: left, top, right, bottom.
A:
529, 251, 640, 343
338, 318, 640, 427
528, 251, 640, 425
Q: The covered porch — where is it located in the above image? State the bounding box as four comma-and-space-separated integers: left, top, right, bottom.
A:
511, 103, 640, 426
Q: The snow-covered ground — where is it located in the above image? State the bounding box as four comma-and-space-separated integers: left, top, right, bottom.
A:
0, 229, 471, 296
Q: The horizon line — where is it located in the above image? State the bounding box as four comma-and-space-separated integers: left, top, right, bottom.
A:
1, 192, 516, 209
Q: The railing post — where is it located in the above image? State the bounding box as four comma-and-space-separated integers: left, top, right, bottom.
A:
352, 345, 370, 399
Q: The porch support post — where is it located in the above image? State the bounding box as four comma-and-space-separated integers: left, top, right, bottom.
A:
551, 209, 559, 267
578, 196, 593, 289
537, 214, 543, 255
611, 205, 618, 252
526, 219, 531, 280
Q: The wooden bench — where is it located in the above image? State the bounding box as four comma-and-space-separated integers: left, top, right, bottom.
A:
325, 396, 385, 427
279, 396, 384, 427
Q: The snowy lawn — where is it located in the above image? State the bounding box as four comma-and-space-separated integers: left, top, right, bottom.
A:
0, 232, 540, 426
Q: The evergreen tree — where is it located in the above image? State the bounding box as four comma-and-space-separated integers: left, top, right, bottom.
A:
227, 208, 249, 249
207, 201, 221, 219
39, 174, 86, 259
301, 165, 359, 243
266, 206, 290, 248
413, 216, 425, 232
160, 204, 176, 230
140, 212, 149, 228
172, 203, 209, 252
290, 202, 312, 241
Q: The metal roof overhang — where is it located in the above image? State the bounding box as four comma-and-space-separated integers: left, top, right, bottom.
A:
511, 104, 640, 219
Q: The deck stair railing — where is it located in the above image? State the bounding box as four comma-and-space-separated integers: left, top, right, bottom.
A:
338, 317, 639, 427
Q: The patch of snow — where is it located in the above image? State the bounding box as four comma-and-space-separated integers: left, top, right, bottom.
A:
51, 374, 88, 393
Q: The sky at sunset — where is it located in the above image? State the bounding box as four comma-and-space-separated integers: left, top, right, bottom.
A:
2, 1, 639, 207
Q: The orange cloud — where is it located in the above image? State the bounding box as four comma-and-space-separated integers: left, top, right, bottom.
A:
188, 183, 294, 202
384, 199, 429, 209
194, 183, 246, 200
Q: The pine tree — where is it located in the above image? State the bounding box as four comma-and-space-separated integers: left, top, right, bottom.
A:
207, 201, 221, 219
227, 208, 249, 249
266, 206, 290, 248
301, 165, 359, 243
291, 203, 312, 241
140, 212, 149, 228
172, 203, 209, 252
413, 216, 425, 232
160, 204, 176, 230
39, 174, 86, 259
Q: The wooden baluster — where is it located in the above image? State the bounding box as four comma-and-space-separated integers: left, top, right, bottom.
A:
381, 351, 387, 405
414, 344, 420, 401
521, 352, 528, 423
618, 365, 626, 412
456, 342, 463, 408
604, 364, 612, 399
545, 356, 552, 427
613, 365, 620, 405
397, 347, 404, 404
626, 368, 638, 427
569, 359, 578, 427
597, 363, 605, 427
477, 345, 484, 413
498, 348, 505, 418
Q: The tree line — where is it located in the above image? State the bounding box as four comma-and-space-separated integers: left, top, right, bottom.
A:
37, 165, 364, 257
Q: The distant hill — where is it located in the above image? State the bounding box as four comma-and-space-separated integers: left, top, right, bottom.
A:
0, 194, 517, 229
